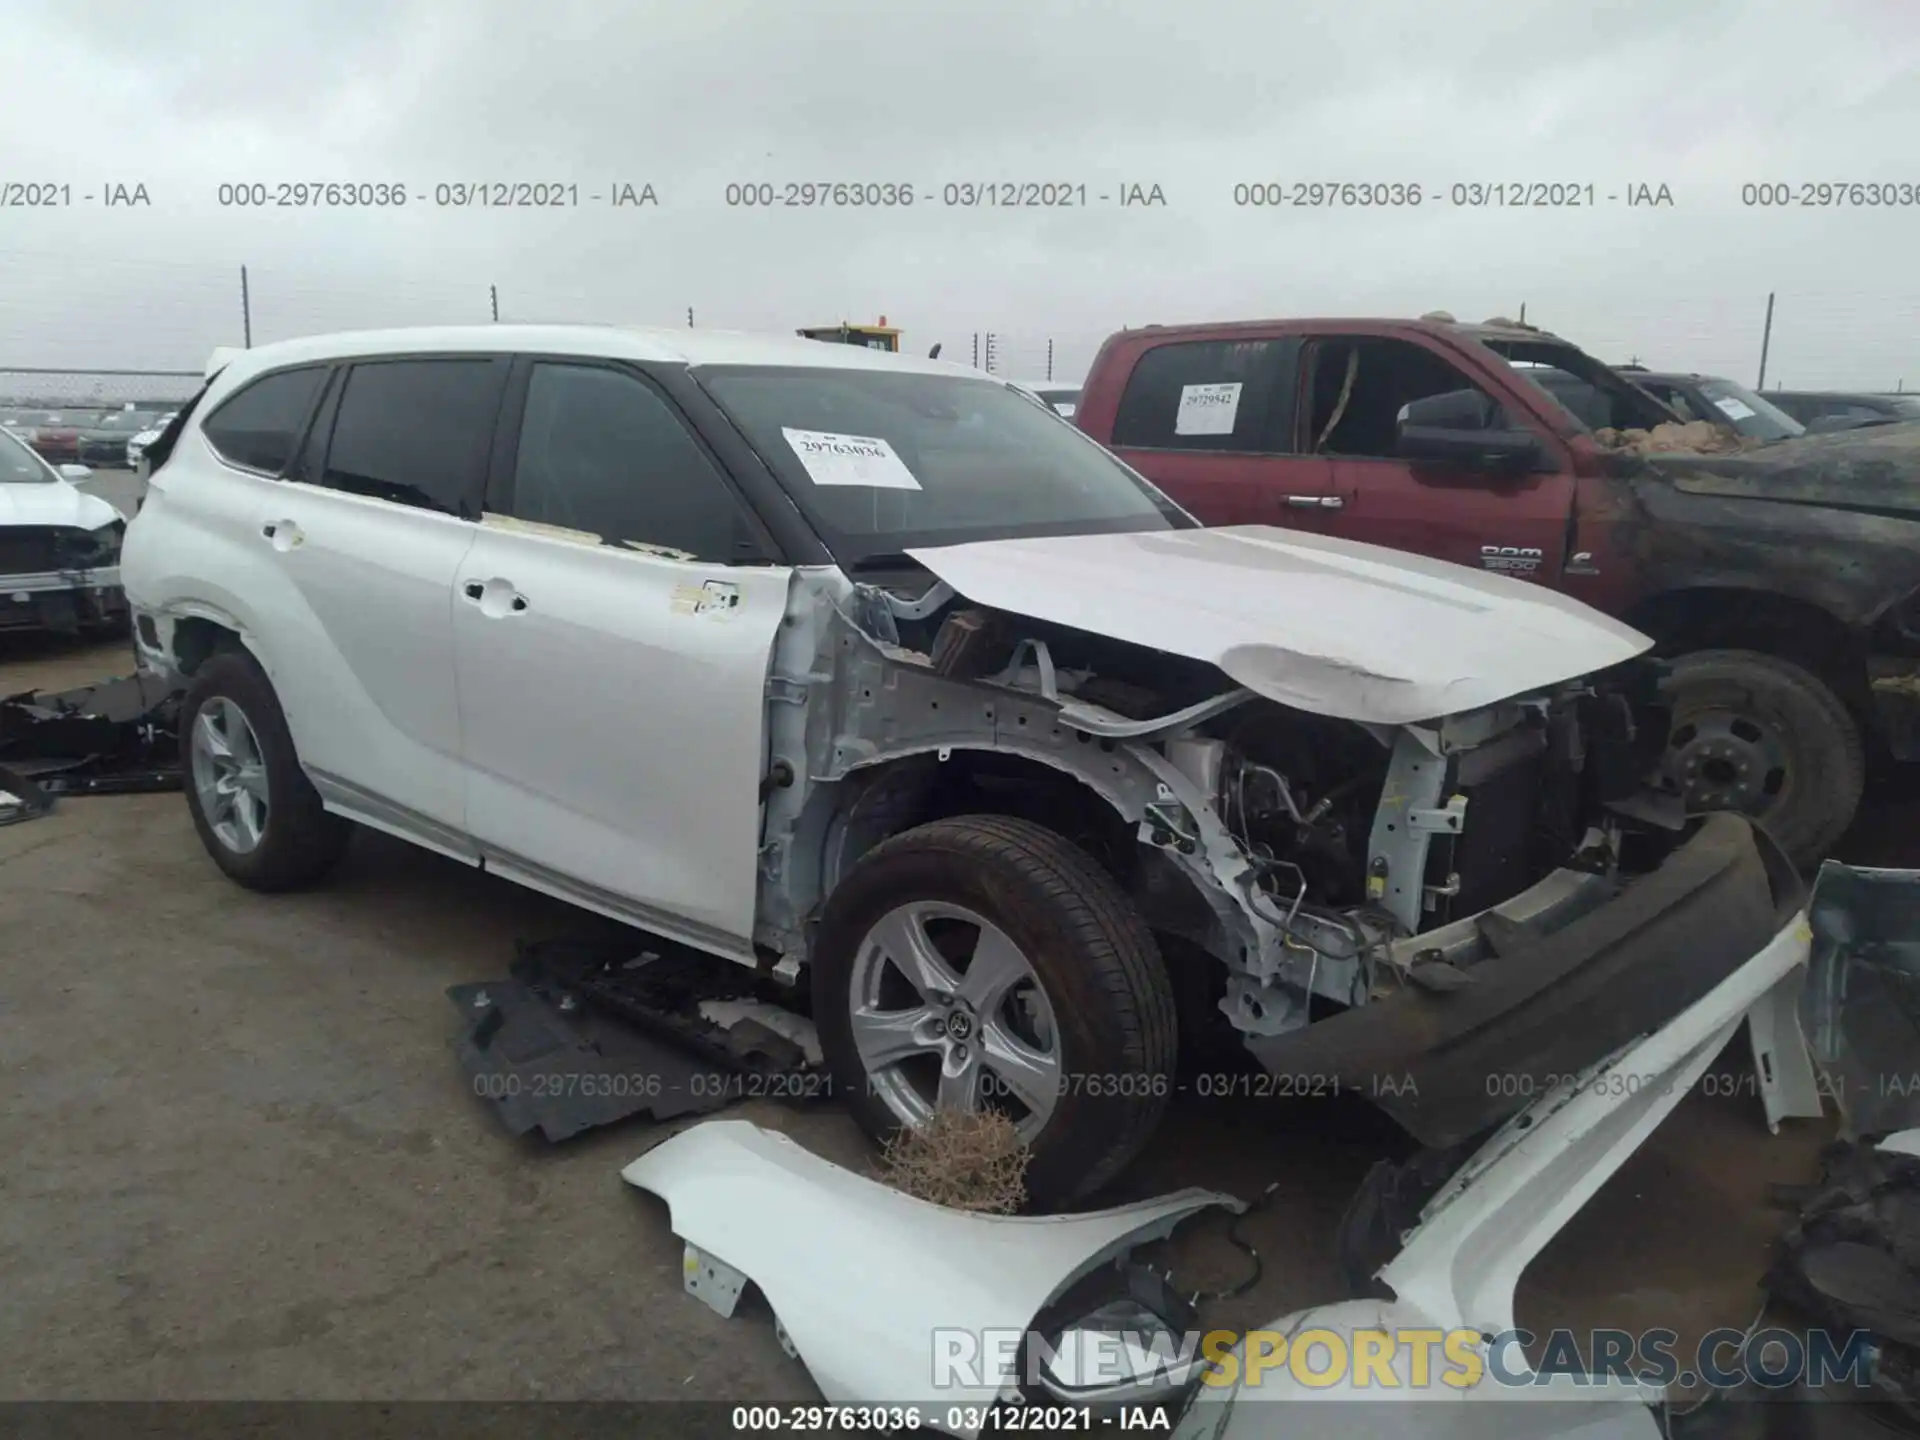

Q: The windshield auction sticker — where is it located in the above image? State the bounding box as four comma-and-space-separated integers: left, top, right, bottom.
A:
782, 428, 923, 489
1175, 381, 1242, 435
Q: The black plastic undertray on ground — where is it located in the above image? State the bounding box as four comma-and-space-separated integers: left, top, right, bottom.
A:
0, 672, 183, 797
451, 937, 827, 1143
448, 979, 737, 1142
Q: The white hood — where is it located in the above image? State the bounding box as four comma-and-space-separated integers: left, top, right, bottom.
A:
905, 525, 1653, 725
0, 480, 120, 531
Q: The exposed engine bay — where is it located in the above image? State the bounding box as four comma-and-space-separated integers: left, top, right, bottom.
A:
842, 575, 1677, 999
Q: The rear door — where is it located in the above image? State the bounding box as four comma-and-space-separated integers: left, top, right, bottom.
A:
1101, 337, 1329, 524
1287, 335, 1576, 582
451, 358, 792, 957
251, 354, 507, 845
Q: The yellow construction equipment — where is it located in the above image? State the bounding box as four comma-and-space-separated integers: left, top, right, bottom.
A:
796, 317, 901, 353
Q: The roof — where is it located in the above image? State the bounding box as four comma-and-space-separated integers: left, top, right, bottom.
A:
1111, 316, 1577, 351
1769, 389, 1907, 403
204, 324, 999, 391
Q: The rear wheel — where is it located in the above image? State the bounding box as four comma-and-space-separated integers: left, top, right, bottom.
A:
182, 650, 350, 890
811, 815, 1177, 1208
1665, 649, 1863, 867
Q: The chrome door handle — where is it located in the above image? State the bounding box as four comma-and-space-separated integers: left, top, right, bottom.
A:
1284, 494, 1345, 510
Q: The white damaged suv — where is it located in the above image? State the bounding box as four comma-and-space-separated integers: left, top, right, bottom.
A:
121, 326, 1803, 1205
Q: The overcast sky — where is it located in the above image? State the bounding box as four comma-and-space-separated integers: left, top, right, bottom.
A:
2, 0, 1918, 388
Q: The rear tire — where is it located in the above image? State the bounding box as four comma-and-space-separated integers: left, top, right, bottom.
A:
181, 650, 350, 891
1665, 649, 1863, 867
812, 814, 1177, 1209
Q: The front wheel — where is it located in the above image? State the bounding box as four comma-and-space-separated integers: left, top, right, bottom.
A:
811, 814, 1177, 1208
1665, 649, 1864, 867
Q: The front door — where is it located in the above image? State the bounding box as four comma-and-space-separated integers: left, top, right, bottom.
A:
452, 359, 792, 957
1286, 336, 1575, 584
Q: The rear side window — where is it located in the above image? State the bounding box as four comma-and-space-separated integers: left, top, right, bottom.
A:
1110, 339, 1297, 451
320, 359, 504, 517
201, 366, 327, 474
504, 363, 767, 562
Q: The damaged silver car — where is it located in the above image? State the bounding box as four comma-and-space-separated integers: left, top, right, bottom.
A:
121, 324, 1800, 1204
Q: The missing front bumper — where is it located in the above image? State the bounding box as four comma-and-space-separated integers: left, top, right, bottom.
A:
0, 574, 126, 633
1248, 812, 1806, 1148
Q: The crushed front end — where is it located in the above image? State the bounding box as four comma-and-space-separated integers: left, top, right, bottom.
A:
1121, 651, 1803, 1148
754, 529, 1801, 1153
0, 522, 127, 633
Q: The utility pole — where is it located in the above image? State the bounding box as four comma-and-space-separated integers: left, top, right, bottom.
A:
688, 307, 694, 327
490, 285, 499, 322
1518, 302, 1526, 325
240, 266, 252, 348
1756, 292, 1775, 390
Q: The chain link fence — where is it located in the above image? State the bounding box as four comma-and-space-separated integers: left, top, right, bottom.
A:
0, 369, 203, 409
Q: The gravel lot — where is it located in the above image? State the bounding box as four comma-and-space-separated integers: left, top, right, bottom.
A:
4, 484, 1903, 1407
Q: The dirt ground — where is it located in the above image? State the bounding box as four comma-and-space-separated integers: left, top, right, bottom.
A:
1, 503, 1907, 1406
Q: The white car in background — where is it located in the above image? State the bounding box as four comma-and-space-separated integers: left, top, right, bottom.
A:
0, 426, 126, 634
126, 412, 178, 472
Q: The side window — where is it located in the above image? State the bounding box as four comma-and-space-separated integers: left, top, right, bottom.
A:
504, 363, 768, 563
1638, 382, 1702, 423
320, 359, 503, 516
1309, 338, 1508, 458
1110, 339, 1296, 452
200, 366, 328, 474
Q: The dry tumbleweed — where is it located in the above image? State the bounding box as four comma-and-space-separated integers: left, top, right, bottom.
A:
877, 1109, 1030, 1213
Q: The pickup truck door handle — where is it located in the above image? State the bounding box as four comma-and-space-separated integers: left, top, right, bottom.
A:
1285, 494, 1345, 510
463, 578, 529, 615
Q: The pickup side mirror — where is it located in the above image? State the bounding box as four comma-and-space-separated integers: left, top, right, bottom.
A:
1395, 388, 1544, 476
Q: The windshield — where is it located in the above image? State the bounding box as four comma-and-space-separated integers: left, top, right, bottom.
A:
0, 427, 57, 484
1680, 377, 1803, 440
696, 366, 1186, 565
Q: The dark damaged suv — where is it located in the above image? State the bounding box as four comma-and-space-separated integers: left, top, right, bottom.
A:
1075, 316, 1920, 864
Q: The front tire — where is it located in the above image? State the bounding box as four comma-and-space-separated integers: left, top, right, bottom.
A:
812, 814, 1177, 1208
1664, 649, 1864, 867
181, 650, 350, 891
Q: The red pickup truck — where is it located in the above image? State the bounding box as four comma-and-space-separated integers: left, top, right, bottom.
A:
1074, 315, 1920, 864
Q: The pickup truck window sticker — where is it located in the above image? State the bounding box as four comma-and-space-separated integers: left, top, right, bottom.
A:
1174, 382, 1242, 436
